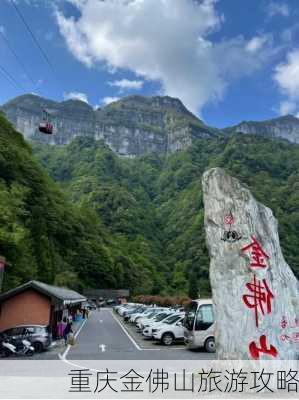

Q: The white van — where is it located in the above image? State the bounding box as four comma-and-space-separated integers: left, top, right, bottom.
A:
183, 299, 215, 353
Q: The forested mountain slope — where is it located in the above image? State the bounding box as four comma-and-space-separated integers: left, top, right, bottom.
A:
33, 132, 299, 296
0, 114, 166, 293
1, 110, 298, 296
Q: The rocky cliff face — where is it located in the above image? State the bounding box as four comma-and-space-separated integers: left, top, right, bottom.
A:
227, 115, 299, 144
1, 94, 218, 156
203, 168, 299, 360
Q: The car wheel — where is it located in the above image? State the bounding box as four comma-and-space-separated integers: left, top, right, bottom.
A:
204, 337, 216, 353
33, 342, 43, 353
161, 333, 174, 346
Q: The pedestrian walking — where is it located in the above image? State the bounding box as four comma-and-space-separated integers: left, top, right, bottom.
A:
63, 321, 73, 346
56, 318, 66, 339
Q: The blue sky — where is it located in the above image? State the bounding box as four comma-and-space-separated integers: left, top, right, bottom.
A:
1, 0, 299, 128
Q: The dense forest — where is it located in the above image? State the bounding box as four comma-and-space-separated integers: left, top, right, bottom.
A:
1, 112, 299, 296
0, 113, 164, 294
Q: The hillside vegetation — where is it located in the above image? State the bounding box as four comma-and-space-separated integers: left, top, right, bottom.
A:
33, 131, 299, 296
1, 111, 298, 295
0, 114, 164, 293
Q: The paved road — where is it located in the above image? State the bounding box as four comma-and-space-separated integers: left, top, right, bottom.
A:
63, 308, 216, 360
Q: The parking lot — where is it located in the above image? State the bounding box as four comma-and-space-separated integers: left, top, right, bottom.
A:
1, 301, 217, 360
112, 309, 187, 351
47, 307, 216, 361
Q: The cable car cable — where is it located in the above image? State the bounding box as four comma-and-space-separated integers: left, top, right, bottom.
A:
11, 0, 63, 90
0, 30, 36, 88
0, 63, 25, 91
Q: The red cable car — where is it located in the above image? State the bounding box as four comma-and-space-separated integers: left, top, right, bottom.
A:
39, 110, 53, 135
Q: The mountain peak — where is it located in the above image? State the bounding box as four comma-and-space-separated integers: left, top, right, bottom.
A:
1, 93, 217, 155
104, 94, 193, 116
60, 99, 93, 111
276, 114, 299, 122
227, 114, 299, 144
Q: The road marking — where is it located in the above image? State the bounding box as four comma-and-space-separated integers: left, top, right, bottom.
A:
59, 317, 88, 360
111, 311, 164, 351
99, 344, 106, 352
110, 310, 142, 350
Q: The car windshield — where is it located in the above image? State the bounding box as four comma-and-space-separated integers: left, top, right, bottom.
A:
154, 313, 169, 322
184, 301, 198, 331
165, 315, 181, 324
146, 312, 157, 319
131, 307, 141, 313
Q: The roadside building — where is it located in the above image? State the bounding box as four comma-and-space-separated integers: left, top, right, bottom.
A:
83, 289, 129, 304
0, 280, 86, 334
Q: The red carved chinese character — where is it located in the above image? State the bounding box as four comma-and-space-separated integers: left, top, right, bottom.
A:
280, 316, 287, 329
243, 275, 274, 327
249, 335, 278, 360
241, 236, 269, 268
280, 334, 291, 342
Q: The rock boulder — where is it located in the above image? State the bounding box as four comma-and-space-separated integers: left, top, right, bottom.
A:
202, 167, 299, 360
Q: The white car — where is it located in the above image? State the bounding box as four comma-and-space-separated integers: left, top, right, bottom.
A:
142, 312, 179, 338
152, 314, 185, 345
129, 309, 152, 323
130, 308, 164, 323
118, 303, 137, 316
137, 311, 172, 331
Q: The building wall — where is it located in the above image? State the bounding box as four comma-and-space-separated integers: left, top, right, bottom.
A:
83, 289, 130, 299
0, 289, 51, 331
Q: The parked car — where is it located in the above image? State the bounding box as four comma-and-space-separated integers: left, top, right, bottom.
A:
152, 314, 185, 345
0, 325, 52, 352
137, 310, 171, 331
130, 307, 165, 324
141, 312, 177, 337
85, 301, 97, 310
123, 306, 146, 321
118, 303, 137, 316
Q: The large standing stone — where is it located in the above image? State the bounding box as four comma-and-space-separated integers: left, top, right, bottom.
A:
202, 168, 299, 360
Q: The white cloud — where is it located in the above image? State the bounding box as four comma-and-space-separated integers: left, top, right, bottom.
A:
274, 49, 299, 115
56, 0, 274, 114
245, 35, 269, 53
109, 78, 144, 91
102, 96, 120, 106
278, 100, 297, 115
63, 91, 89, 103
0, 25, 5, 34
274, 49, 299, 98
266, 2, 290, 18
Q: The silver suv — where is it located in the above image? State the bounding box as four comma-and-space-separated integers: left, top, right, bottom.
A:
0, 325, 52, 352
